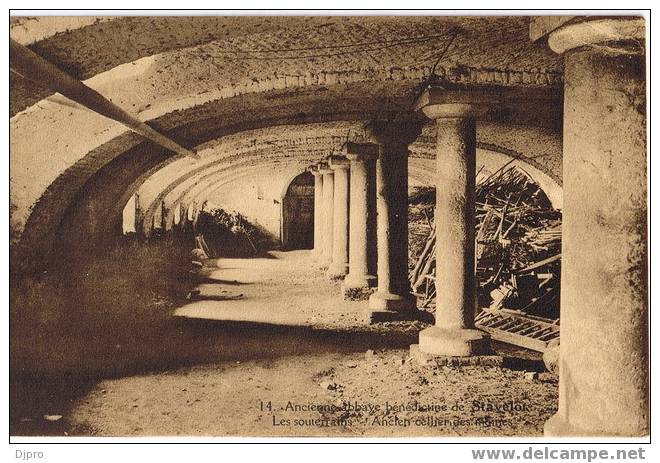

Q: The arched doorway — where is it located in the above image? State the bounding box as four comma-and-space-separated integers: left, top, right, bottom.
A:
281, 171, 315, 250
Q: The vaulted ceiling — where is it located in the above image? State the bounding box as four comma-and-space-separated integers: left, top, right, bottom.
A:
9, 15, 563, 272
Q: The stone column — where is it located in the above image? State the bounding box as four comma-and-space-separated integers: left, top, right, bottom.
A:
191, 202, 198, 234
309, 165, 324, 261
366, 120, 421, 321
318, 162, 334, 269
179, 201, 191, 234
160, 201, 169, 231
328, 155, 350, 279
537, 17, 648, 437
414, 88, 495, 357
179, 201, 187, 227
170, 204, 177, 230
134, 193, 144, 239
342, 142, 378, 299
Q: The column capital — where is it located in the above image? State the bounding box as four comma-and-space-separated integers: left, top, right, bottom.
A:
532, 17, 645, 55
317, 161, 332, 175
365, 119, 422, 146
414, 85, 500, 119
308, 165, 322, 176
342, 141, 379, 161
328, 154, 350, 170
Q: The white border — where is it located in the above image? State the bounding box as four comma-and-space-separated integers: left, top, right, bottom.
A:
3, 3, 656, 460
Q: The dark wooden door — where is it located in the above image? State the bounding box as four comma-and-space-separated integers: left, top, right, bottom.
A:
282, 173, 315, 249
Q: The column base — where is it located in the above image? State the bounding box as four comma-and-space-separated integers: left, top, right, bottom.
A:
343, 286, 376, 301
342, 274, 377, 300
410, 344, 503, 368
368, 290, 416, 311
327, 263, 348, 280
343, 273, 377, 289
366, 291, 421, 323
418, 326, 491, 357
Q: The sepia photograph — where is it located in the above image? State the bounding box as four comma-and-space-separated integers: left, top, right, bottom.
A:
7, 9, 650, 446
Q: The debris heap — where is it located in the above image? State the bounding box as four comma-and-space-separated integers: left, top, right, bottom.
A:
195, 205, 272, 257
409, 165, 562, 351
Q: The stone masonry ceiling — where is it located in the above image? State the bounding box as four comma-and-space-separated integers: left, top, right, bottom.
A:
11, 16, 562, 116
9, 15, 563, 273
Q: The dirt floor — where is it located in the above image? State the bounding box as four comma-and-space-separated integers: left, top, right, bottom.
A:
63, 349, 557, 437
176, 250, 431, 330
10, 247, 557, 437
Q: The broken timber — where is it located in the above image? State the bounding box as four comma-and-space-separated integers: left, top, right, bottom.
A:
409, 165, 562, 352
475, 308, 559, 352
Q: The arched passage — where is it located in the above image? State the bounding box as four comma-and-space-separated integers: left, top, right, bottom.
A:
9, 14, 648, 440
9, 14, 564, 275
281, 171, 315, 250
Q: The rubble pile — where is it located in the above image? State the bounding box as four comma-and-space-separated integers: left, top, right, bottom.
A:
409, 165, 562, 330
195, 205, 273, 257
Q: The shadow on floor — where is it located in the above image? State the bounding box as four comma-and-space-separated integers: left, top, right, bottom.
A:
196, 276, 255, 286
11, 247, 546, 436
11, 319, 547, 436
10, 317, 420, 436
494, 341, 546, 372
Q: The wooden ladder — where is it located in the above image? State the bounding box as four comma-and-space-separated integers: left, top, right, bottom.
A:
475, 308, 559, 352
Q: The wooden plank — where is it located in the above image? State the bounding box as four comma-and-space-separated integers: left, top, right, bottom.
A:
478, 325, 549, 352
10, 39, 198, 159
516, 254, 561, 274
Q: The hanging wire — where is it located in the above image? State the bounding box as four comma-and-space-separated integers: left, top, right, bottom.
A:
407, 28, 462, 111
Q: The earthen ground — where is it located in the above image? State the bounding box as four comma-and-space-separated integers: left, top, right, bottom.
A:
12, 250, 557, 437
65, 348, 558, 437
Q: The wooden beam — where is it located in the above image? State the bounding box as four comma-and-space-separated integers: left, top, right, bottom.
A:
10, 38, 199, 159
